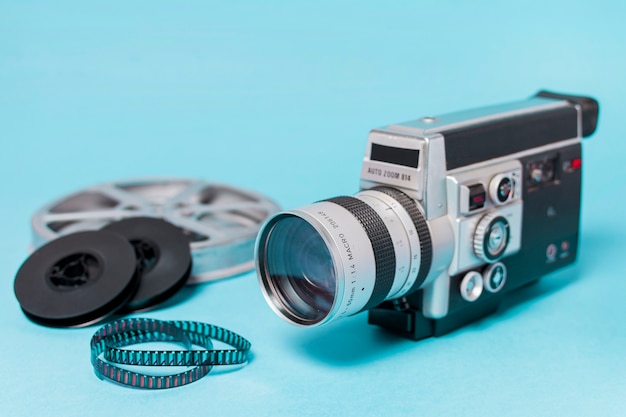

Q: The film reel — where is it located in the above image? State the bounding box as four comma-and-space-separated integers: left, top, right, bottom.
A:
14, 231, 140, 327
102, 217, 193, 312
31, 178, 280, 283
15, 218, 196, 326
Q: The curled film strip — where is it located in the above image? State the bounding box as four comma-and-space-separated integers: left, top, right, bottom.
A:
91, 318, 251, 389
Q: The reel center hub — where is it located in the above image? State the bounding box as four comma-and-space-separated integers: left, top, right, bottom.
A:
48, 253, 101, 289
130, 238, 159, 274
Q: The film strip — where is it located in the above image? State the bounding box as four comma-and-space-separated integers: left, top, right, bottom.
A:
90, 318, 251, 389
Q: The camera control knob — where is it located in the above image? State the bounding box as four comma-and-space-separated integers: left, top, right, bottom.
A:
483, 262, 507, 293
460, 271, 483, 302
489, 174, 515, 205
473, 212, 510, 263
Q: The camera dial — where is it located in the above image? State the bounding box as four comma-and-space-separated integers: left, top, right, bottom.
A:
489, 173, 515, 205
483, 262, 507, 293
460, 271, 484, 302
473, 212, 510, 262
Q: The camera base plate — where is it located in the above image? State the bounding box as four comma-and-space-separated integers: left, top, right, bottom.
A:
368, 296, 500, 341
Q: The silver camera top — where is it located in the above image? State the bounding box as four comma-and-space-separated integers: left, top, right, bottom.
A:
359, 95, 581, 219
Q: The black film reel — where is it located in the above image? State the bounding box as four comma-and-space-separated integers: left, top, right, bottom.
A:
101, 217, 193, 312
14, 231, 139, 327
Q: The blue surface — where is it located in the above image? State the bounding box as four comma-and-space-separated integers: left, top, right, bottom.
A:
1, 1, 625, 415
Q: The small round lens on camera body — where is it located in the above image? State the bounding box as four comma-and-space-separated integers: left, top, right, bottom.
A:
489, 173, 515, 205
497, 177, 512, 202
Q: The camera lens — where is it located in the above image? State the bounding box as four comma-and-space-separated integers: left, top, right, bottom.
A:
256, 187, 449, 327
260, 216, 336, 324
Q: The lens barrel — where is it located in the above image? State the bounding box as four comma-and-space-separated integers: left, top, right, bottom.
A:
255, 187, 435, 327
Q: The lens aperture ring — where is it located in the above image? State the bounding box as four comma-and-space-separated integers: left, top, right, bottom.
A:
325, 196, 396, 312
371, 187, 433, 293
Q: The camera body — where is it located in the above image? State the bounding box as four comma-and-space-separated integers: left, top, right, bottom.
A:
255, 90, 598, 340
364, 91, 598, 340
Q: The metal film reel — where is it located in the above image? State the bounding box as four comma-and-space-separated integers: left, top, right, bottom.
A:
31, 178, 280, 283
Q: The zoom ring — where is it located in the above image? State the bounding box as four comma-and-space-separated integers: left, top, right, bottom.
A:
371, 186, 433, 293
325, 196, 396, 312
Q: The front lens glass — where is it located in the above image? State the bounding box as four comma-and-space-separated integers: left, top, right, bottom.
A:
263, 216, 336, 324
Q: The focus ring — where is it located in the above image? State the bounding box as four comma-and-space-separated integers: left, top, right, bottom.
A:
371, 186, 433, 292
325, 196, 396, 313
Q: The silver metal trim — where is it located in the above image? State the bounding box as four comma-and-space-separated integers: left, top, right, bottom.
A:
387, 97, 571, 135
255, 202, 377, 327
357, 190, 422, 299
360, 130, 426, 201
422, 270, 450, 319
359, 131, 448, 220
445, 159, 523, 275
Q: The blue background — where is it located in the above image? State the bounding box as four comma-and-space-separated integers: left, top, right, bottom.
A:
1, 1, 624, 415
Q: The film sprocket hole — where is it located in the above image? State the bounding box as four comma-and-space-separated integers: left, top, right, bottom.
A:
255, 91, 599, 340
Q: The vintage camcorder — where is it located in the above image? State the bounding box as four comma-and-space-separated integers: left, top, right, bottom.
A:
255, 91, 599, 340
